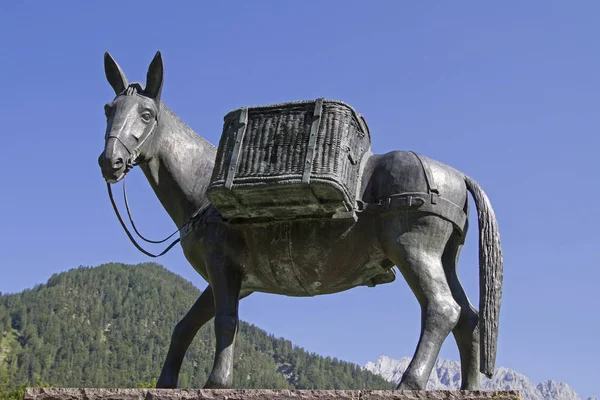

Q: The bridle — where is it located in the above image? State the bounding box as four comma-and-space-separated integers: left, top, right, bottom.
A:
104, 93, 184, 258
104, 91, 159, 166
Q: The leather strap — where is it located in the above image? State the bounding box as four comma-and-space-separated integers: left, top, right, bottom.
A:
302, 98, 324, 184
357, 192, 466, 233
410, 151, 439, 203
225, 108, 249, 189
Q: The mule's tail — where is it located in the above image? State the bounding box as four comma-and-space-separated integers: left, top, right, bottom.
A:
464, 175, 503, 379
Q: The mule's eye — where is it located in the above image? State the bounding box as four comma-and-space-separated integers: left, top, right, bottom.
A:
141, 112, 152, 122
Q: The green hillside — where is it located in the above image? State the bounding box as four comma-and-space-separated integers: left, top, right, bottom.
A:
0, 262, 393, 394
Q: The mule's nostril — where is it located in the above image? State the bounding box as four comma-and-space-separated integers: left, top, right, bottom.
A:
112, 158, 124, 170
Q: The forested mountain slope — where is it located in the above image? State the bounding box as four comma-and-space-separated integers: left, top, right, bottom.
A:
0, 262, 393, 391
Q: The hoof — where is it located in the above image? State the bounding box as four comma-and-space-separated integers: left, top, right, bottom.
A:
203, 378, 231, 389
156, 374, 177, 389
396, 380, 424, 390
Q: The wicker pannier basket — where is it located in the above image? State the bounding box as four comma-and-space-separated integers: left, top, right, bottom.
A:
206, 98, 372, 220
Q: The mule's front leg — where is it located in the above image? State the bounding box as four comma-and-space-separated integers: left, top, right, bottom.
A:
204, 252, 242, 389
157, 286, 215, 388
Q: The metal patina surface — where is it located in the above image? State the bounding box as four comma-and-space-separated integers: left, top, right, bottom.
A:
98, 52, 503, 390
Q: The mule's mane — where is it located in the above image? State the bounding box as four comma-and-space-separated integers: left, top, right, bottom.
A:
160, 103, 217, 152
159, 101, 216, 221
124, 82, 144, 96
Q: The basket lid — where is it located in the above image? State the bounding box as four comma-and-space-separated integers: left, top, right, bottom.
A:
223, 98, 371, 140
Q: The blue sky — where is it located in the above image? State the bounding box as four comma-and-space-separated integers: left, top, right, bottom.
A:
0, 1, 598, 397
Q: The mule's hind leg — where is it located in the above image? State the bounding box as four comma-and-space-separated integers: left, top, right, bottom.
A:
380, 215, 460, 390
443, 226, 481, 390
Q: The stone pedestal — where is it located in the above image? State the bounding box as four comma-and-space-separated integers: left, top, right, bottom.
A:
24, 388, 522, 400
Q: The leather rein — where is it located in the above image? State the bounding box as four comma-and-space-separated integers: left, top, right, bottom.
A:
107, 177, 182, 258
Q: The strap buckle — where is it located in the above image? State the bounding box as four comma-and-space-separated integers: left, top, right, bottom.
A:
356, 199, 368, 212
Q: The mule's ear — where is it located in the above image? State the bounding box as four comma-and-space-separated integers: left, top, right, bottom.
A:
104, 52, 128, 95
144, 51, 163, 100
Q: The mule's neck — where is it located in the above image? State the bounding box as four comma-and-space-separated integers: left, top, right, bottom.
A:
139, 103, 216, 228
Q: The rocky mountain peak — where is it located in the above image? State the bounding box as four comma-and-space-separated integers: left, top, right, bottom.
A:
364, 356, 589, 400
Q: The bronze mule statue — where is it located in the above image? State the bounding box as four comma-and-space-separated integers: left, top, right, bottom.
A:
98, 52, 503, 390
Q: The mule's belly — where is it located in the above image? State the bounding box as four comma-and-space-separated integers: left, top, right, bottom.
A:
224, 217, 388, 296
183, 216, 390, 296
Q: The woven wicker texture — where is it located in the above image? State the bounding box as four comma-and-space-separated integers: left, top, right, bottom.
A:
207, 99, 371, 220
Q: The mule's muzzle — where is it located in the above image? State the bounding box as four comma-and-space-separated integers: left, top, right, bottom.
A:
98, 151, 128, 183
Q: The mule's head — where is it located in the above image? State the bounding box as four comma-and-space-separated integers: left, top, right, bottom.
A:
98, 51, 164, 183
